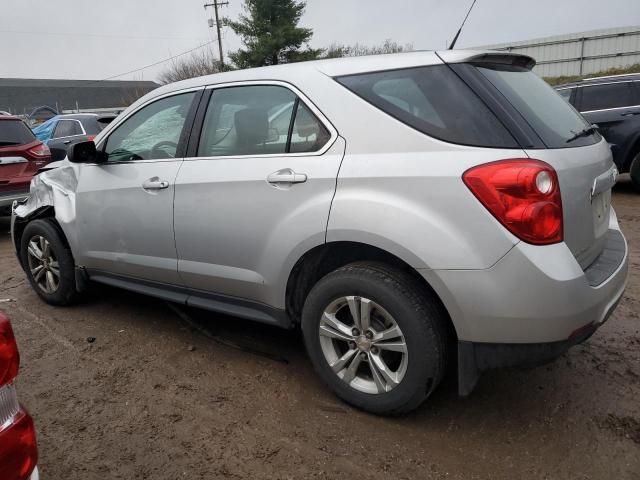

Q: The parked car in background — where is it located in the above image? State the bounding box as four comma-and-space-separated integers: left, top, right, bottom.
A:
556, 73, 640, 190
0, 116, 51, 216
12, 51, 628, 414
33, 113, 116, 161
0, 312, 39, 480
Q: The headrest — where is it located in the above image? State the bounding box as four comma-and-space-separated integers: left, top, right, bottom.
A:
234, 108, 268, 145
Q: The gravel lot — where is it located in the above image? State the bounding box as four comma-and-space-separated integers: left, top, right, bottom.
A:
0, 177, 638, 479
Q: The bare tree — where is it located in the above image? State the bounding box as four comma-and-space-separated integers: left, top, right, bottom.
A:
158, 49, 226, 84
323, 39, 413, 59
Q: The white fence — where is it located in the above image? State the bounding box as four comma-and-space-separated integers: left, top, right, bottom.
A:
479, 26, 640, 77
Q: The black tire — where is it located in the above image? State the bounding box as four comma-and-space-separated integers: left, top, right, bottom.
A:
630, 153, 640, 192
301, 261, 448, 415
20, 218, 79, 305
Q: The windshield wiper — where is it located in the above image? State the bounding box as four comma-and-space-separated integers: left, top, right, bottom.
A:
566, 125, 598, 143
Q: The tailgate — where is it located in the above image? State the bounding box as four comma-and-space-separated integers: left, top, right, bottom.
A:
526, 138, 616, 269
0, 144, 39, 195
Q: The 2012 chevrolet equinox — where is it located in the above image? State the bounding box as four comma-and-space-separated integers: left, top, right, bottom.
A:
11, 50, 628, 414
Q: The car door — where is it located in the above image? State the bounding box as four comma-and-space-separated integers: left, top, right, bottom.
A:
74, 90, 201, 284
577, 81, 637, 168
173, 83, 344, 308
47, 119, 85, 161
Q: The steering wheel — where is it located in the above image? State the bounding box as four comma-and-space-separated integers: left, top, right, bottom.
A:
151, 140, 178, 159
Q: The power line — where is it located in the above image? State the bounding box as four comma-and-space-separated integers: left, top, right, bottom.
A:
0, 40, 216, 106
101, 40, 216, 80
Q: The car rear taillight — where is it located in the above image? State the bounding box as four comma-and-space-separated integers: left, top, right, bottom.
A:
0, 411, 38, 480
86, 135, 96, 142
26, 143, 50, 159
0, 315, 19, 387
463, 159, 563, 245
0, 313, 38, 480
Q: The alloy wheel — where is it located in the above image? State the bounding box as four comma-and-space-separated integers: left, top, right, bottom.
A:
318, 296, 408, 394
26, 235, 60, 294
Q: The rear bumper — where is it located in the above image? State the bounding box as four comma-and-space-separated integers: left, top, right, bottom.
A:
422, 217, 628, 395
457, 294, 621, 395
0, 191, 28, 212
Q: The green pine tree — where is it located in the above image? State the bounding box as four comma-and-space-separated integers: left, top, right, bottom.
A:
225, 0, 323, 68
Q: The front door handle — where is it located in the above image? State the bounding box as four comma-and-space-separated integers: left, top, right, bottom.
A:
142, 178, 169, 190
621, 111, 640, 116
267, 168, 307, 184
63, 140, 72, 145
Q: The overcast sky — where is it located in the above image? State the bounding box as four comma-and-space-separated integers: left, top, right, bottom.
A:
1, 0, 638, 82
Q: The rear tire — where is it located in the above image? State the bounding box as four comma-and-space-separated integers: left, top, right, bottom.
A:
630, 152, 640, 192
301, 261, 448, 415
20, 219, 79, 305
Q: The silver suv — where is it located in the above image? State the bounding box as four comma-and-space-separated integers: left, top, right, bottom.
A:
11, 51, 628, 414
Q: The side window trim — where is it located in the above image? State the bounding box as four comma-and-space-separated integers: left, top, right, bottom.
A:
96, 88, 204, 164
185, 80, 338, 160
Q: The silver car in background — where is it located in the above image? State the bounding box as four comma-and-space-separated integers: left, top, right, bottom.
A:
11, 50, 628, 414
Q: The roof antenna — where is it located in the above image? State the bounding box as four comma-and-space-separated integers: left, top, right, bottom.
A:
448, 0, 478, 50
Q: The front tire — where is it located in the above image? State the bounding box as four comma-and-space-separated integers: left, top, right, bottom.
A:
20, 219, 79, 305
301, 262, 448, 415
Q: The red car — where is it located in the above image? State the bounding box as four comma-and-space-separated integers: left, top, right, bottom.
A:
0, 116, 52, 216
0, 312, 38, 480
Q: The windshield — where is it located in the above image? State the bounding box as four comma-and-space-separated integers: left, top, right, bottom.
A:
475, 65, 599, 148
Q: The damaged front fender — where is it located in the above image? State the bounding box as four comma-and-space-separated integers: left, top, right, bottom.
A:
11, 161, 80, 256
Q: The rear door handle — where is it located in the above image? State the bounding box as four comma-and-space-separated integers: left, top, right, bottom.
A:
267, 168, 307, 184
142, 178, 169, 190
621, 111, 640, 116
63, 140, 72, 145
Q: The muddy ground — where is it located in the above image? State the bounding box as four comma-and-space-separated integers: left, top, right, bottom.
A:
0, 178, 638, 479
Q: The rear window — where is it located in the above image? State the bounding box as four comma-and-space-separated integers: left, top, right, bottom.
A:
336, 66, 518, 148
475, 65, 598, 148
579, 82, 634, 112
0, 119, 36, 146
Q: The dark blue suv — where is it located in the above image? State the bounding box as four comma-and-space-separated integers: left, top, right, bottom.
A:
556, 73, 640, 191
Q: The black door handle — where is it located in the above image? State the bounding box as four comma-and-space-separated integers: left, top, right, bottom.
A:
621, 111, 640, 117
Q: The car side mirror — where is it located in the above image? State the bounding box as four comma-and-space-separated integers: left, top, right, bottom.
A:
67, 140, 106, 164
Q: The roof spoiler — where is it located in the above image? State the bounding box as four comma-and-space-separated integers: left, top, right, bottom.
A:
436, 51, 536, 70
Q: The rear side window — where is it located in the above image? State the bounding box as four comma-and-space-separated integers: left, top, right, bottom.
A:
0, 120, 36, 146
579, 83, 634, 112
197, 85, 331, 157
336, 65, 517, 148
290, 102, 331, 153
476, 65, 597, 148
53, 120, 83, 138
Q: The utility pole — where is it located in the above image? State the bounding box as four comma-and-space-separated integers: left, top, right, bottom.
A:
204, 1, 229, 68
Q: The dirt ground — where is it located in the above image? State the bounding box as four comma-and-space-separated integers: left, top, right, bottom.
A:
0, 178, 638, 480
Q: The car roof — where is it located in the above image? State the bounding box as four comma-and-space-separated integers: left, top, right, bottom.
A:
555, 72, 640, 89
142, 49, 534, 102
